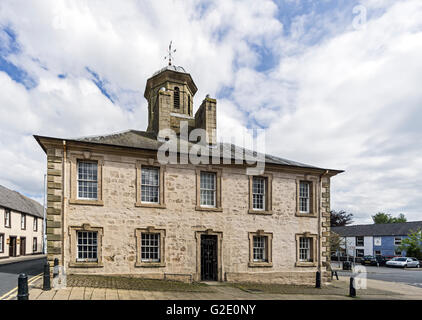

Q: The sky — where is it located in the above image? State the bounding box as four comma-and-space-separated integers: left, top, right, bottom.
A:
0, 0, 421, 225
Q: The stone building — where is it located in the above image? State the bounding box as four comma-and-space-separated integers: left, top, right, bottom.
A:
0, 185, 44, 259
34, 64, 342, 285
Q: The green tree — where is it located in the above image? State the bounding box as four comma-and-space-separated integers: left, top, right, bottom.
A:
372, 212, 407, 224
398, 228, 422, 259
329, 231, 345, 256
330, 210, 353, 227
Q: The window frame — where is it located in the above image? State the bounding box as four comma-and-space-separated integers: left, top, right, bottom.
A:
248, 231, 273, 267
356, 249, 365, 258
200, 171, 216, 208
76, 231, 98, 263
0, 233, 4, 253
295, 177, 317, 217
33, 217, 38, 232
135, 161, 166, 208
21, 214, 26, 230
394, 237, 402, 246
69, 154, 104, 206
4, 209, 11, 228
248, 174, 272, 215
33, 237, 37, 253
68, 224, 104, 268
76, 160, 99, 201
195, 168, 222, 212
295, 233, 318, 267
135, 227, 166, 267
356, 236, 364, 247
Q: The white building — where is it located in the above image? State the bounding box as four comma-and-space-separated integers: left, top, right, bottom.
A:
0, 185, 44, 259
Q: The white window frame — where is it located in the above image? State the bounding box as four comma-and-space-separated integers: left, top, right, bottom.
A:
356, 249, 364, 258
299, 181, 310, 213
394, 237, 402, 246
253, 235, 267, 262
252, 176, 266, 211
33, 218, 38, 231
200, 172, 216, 208
33, 237, 37, 252
77, 160, 98, 200
76, 231, 98, 262
356, 236, 364, 247
140, 167, 160, 204
299, 237, 312, 262
141, 233, 160, 263
0, 234, 4, 253
21, 214, 26, 230
5, 209, 10, 227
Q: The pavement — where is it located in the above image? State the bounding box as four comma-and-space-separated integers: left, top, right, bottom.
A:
0, 255, 45, 298
5, 275, 422, 300
331, 261, 422, 288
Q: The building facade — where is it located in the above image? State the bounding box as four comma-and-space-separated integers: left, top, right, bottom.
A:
332, 221, 422, 258
0, 185, 44, 259
35, 64, 342, 285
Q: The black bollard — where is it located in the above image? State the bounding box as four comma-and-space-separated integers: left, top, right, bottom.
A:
315, 271, 321, 288
43, 260, 51, 291
17, 273, 29, 300
53, 258, 59, 278
349, 277, 356, 297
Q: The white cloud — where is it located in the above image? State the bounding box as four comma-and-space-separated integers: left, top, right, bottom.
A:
0, 0, 421, 225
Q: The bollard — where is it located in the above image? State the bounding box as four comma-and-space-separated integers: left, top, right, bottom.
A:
315, 271, 321, 288
53, 258, 59, 278
17, 273, 29, 300
43, 260, 51, 291
349, 277, 356, 297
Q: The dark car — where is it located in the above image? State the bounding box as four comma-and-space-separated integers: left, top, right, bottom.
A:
361, 255, 387, 266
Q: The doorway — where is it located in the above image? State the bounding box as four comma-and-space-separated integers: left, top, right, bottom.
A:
200, 235, 218, 281
20, 237, 26, 256
9, 236, 17, 257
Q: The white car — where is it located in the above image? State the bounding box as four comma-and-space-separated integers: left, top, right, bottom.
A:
386, 257, 420, 268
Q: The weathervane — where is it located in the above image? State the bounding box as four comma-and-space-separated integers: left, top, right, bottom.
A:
164, 41, 176, 66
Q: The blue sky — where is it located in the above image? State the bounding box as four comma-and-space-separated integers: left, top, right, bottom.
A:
0, 0, 421, 224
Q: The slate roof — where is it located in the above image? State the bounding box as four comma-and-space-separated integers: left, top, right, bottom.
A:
332, 221, 422, 237
74, 129, 331, 170
0, 185, 44, 218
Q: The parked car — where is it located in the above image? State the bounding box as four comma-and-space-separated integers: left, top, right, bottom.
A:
361, 255, 387, 266
386, 257, 420, 268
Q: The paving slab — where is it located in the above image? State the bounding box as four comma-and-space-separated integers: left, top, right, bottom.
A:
69, 287, 85, 300
53, 288, 72, 300
91, 288, 106, 300
36, 289, 57, 300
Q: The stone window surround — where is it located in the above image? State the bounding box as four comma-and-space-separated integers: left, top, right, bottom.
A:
135, 160, 166, 208
4, 209, 11, 228
295, 232, 318, 267
135, 226, 166, 268
248, 230, 273, 268
195, 166, 223, 212
68, 224, 104, 268
0, 233, 4, 253
295, 176, 317, 217
21, 213, 26, 230
248, 173, 273, 215
194, 229, 223, 281
69, 153, 104, 206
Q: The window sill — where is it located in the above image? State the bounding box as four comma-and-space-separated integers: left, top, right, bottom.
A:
195, 206, 223, 212
248, 209, 273, 215
248, 262, 273, 268
69, 199, 104, 206
69, 262, 104, 268
135, 262, 166, 268
295, 212, 317, 218
295, 261, 317, 267
135, 202, 166, 209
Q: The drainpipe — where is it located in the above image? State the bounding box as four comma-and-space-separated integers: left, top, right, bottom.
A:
43, 173, 47, 254
318, 170, 330, 274
62, 140, 67, 266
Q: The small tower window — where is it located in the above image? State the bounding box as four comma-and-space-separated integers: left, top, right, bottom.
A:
188, 95, 191, 115
174, 87, 180, 109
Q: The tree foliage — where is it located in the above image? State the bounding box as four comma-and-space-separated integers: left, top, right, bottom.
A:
329, 231, 344, 255
330, 210, 353, 227
372, 212, 407, 224
398, 228, 422, 260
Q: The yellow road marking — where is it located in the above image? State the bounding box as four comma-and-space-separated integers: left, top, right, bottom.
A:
0, 273, 43, 300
